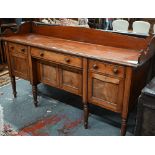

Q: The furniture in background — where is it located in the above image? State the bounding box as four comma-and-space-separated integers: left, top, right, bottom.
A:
0, 35, 7, 71
2, 22, 155, 136
0, 19, 18, 70
88, 18, 101, 29
153, 24, 155, 33
0, 39, 5, 70
140, 18, 155, 34
112, 19, 129, 32
135, 77, 155, 135
86, 18, 155, 34
133, 21, 150, 35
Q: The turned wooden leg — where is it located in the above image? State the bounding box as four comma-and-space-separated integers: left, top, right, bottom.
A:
84, 102, 89, 129
11, 76, 17, 98
32, 85, 38, 107
121, 118, 127, 136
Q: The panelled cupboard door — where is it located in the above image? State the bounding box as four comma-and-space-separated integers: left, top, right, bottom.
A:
59, 67, 82, 96
11, 55, 29, 80
88, 72, 124, 112
8, 42, 29, 80
39, 62, 59, 87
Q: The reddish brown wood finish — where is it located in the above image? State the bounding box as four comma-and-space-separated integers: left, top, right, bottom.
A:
83, 58, 89, 129
31, 22, 148, 50
8, 42, 29, 80
2, 22, 155, 136
59, 66, 82, 95
88, 72, 124, 113
2, 34, 146, 67
88, 60, 125, 78
39, 62, 59, 87
31, 47, 82, 68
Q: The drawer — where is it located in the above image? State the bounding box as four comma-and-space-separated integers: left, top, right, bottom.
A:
31, 47, 82, 68
8, 42, 28, 55
89, 60, 125, 78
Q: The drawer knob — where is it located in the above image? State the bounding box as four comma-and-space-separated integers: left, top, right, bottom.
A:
113, 67, 118, 74
10, 46, 14, 50
40, 52, 44, 57
93, 64, 98, 69
21, 48, 25, 52
65, 58, 70, 63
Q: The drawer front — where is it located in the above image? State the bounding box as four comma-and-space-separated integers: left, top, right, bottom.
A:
89, 60, 125, 78
8, 42, 28, 55
31, 47, 82, 68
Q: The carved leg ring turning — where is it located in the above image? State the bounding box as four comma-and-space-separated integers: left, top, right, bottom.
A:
11, 76, 17, 98
84, 102, 89, 129
121, 118, 127, 136
32, 85, 38, 107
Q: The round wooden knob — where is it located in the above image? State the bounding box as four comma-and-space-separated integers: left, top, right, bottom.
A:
21, 48, 25, 52
113, 67, 118, 74
93, 64, 98, 69
10, 46, 14, 50
40, 52, 44, 57
65, 58, 70, 63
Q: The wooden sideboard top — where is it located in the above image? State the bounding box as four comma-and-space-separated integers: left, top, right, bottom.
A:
3, 33, 142, 67
2, 21, 155, 67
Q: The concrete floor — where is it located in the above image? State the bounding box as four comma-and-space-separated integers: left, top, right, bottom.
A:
0, 79, 136, 136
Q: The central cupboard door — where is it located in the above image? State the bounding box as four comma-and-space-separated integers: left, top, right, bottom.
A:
88, 72, 124, 112
59, 66, 82, 96
39, 62, 59, 87
38, 62, 82, 96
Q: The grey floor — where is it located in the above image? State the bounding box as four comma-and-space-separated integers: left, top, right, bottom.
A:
0, 79, 136, 136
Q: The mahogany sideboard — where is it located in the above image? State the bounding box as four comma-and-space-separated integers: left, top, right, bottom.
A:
2, 22, 155, 135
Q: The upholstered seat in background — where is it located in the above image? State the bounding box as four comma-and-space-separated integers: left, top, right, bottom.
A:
133, 21, 150, 34
112, 19, 129, 32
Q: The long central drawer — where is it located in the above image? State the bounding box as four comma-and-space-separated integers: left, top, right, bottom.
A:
31, 47, 82, 68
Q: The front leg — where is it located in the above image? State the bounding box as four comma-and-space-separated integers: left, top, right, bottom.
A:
32, 84, 38, 107
120, 67, 132, 136
121, 117, 128, 136
11, 76, 17, 98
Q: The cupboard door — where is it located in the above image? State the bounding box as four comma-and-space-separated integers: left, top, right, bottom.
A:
60, 67, 82, 96
39, 62, 59, 87
88, 72, 124, 112
10, 53, 29, 80
8, 43, 29, 80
